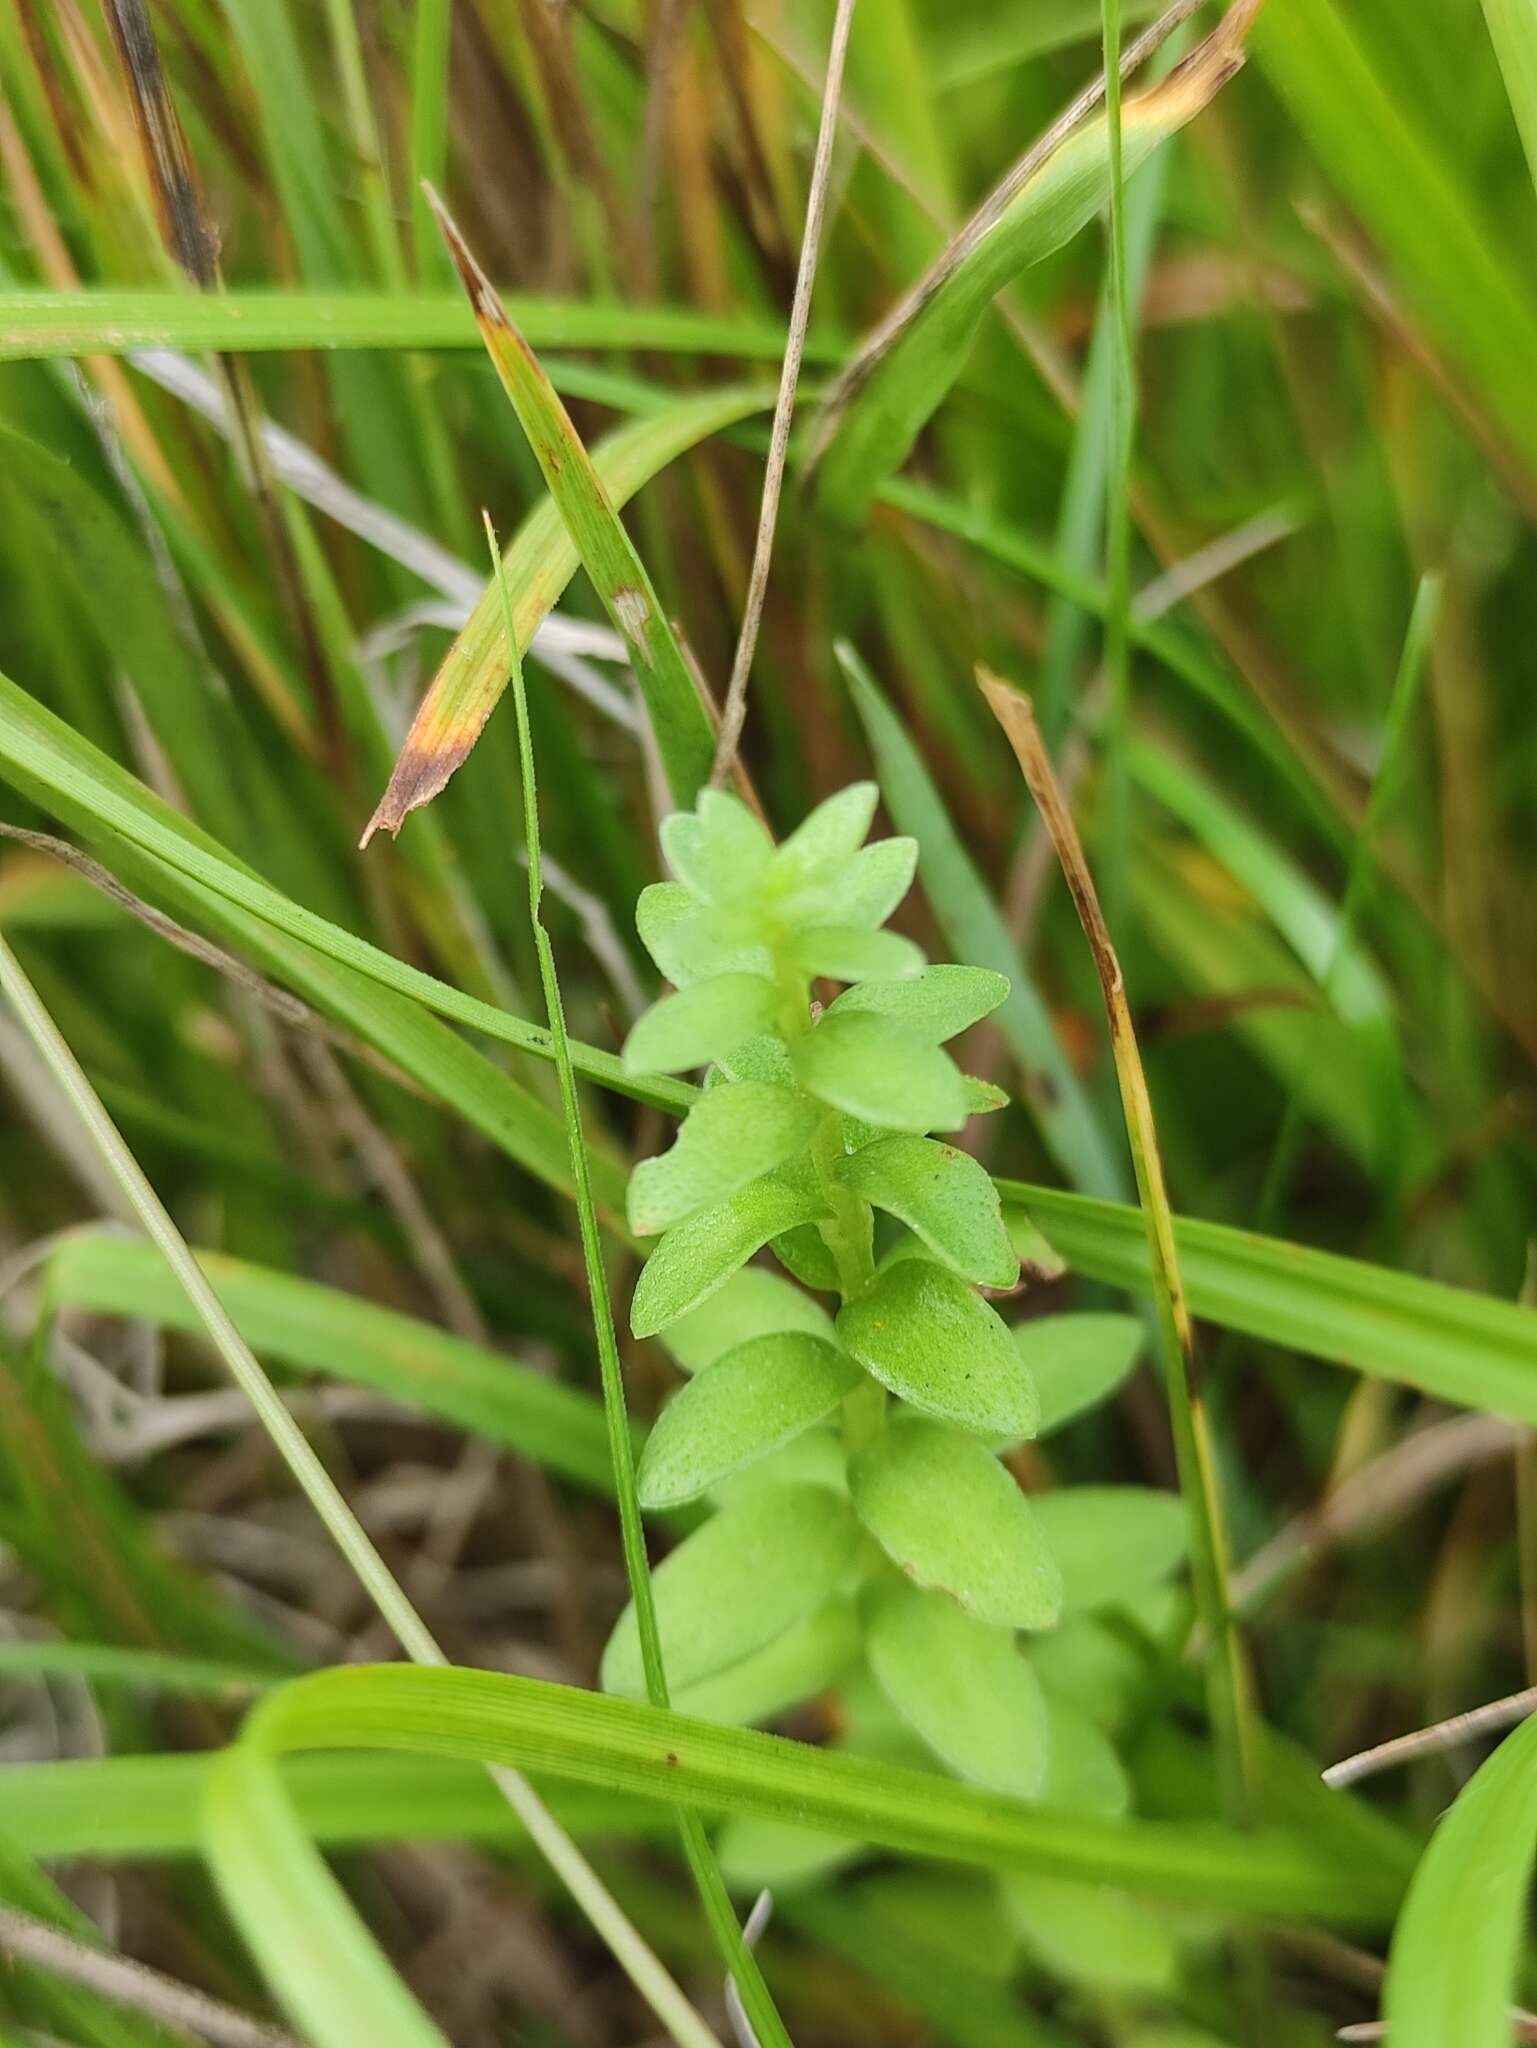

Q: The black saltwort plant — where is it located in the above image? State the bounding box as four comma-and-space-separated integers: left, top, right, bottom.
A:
602, 784, 1186, 1859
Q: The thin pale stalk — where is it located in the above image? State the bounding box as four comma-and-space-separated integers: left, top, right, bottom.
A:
977, 669, 1255, 1820
0, 928, 720, 2048
709, 0, 857, 784
484, 521, 786, 2048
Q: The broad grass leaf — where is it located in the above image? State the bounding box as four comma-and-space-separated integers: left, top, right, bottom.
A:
1021, 1313, 1145, 1435
1004, 1871, 1177, 1991
636, 1333, 860, 1507
630, 1178, 829, 1337
662, 1267, 836, 1374
671, 1599, 860, 1726
1031, 1488, 1188, 1614
829, 963, 1010, 1044
838, 1259, 1037, 1436
623, 974, 780, 1075
837, 1137, 1019, 1288
792, 1012, 970, 1133
864, 1582, 1049, 1799
601, 1483, 858, 1696
628, 1082, 821, 1235
849, 1422, 1061, 1629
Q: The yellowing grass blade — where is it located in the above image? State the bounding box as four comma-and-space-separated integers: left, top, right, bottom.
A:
362, 386, 769, 844
376, 186, 721, 833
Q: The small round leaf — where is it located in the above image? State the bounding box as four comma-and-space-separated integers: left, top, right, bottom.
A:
628, 1081, 821, 1236
791, 926, 924, 984
1030, 1487, 1188, 1614
671, 1597, 859, 1726
637, 1331, 861, 1508
1004, 1872, 1176, 1991
837, 1136, 1019, 1288
636, 885, 770, 986
837, 1258, 1038, 1437
1020, 1313, 1144, 1435
1041, 1688, 1131, 1815
829, 965, 1010, 1045
630, 1177, 827, 1337
623, 973, 780, 1074
849, 1421, 1061, 1629
663, 1266, 835, 1374
791, 1012, 970, 1133
766, 782, 878, 893
865, 1581, 1049, 1798
600, 1483, 858, 1697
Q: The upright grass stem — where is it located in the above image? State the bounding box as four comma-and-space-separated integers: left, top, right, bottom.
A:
979, 670, 1256, 1820
483, 520, 790, 2048
1099, 0, 1136, 934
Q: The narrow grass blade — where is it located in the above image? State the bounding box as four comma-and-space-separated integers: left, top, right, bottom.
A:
204, 1747, 449, 2048
365, 386, 771, 841
0, 1640, 271, 1700
0, 290, 820, 363
978, 670, 1254, 1817
425, 190, 717, 806
44, 1232, 618, 1493
1482, 0, 1537, 198
484, 520, 788, 2048
811, 3, 1259, 523
838, 643, 1125, 1198
0, 666, 690, 1121
1252, 0, 1537, 486
1380, 1709, 1537, 2047
1000, 1182, 1537, 1422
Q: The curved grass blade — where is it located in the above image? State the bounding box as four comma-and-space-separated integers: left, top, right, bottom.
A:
1002, 1182, 1537, 1422
365, 385, 771, 841
1481, 0, 1537, 199
204, 1747, 449, 2048
419, 188, 717, 809
0, 666, 690, 1121
235, 1663, 1400, 1921
1380, 1708, 1537, 2047
44, 1232, 618, 1493
0, 289, 820, 364
810, 3, 1260, 524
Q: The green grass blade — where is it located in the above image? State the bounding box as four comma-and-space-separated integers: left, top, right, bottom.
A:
237, 1663, 1401, 1921
0, 1640, 271, 1699
1482, 0, 1537, 197
366, 385, 771, 840
1381, 1710, 1537, 2047
0, 289, 824, 362
811, 10, 1255, 523
839, 643, 1125, 1198
426, 191, 716, 806
0, 665, 688, 1124
203, 1747, 449, 2048
44, 1232, 618, 1492
1252, 0, 1537, 484
1001, 1183, 1537, 1421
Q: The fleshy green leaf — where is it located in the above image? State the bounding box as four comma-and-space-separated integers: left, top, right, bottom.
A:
710, 1428, 848, 1505
630, 1179, 828, 1337
829, 964, 1011, 1044
1042, 1690, 1132, 1816
766, 783, 878, 893
634, 887, 771, 987
808, 837, 918, 928
637, 1333, 861, 1508
1004, 1872, 1177, 1991
1023, 1313, 1144, 1435
663, 1266, 836, 1375
836, 1137, 1019, 1288
1030, 1489, 1188, 1614
838, 1259, 1037, 1436
623, 974, 780, 1075
601, 1484, 859, 1696
792, 1013, 970, 1133
672, 1599, 860, 1727
865, 1582, 1049, 1799
849, 1422, 1061, 1629
714, 1034, 796, 1086
791, 926, 925, 984
660, 792, 773, 904
628, 1082, 821, 1236
771, 1221, 842, 1292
